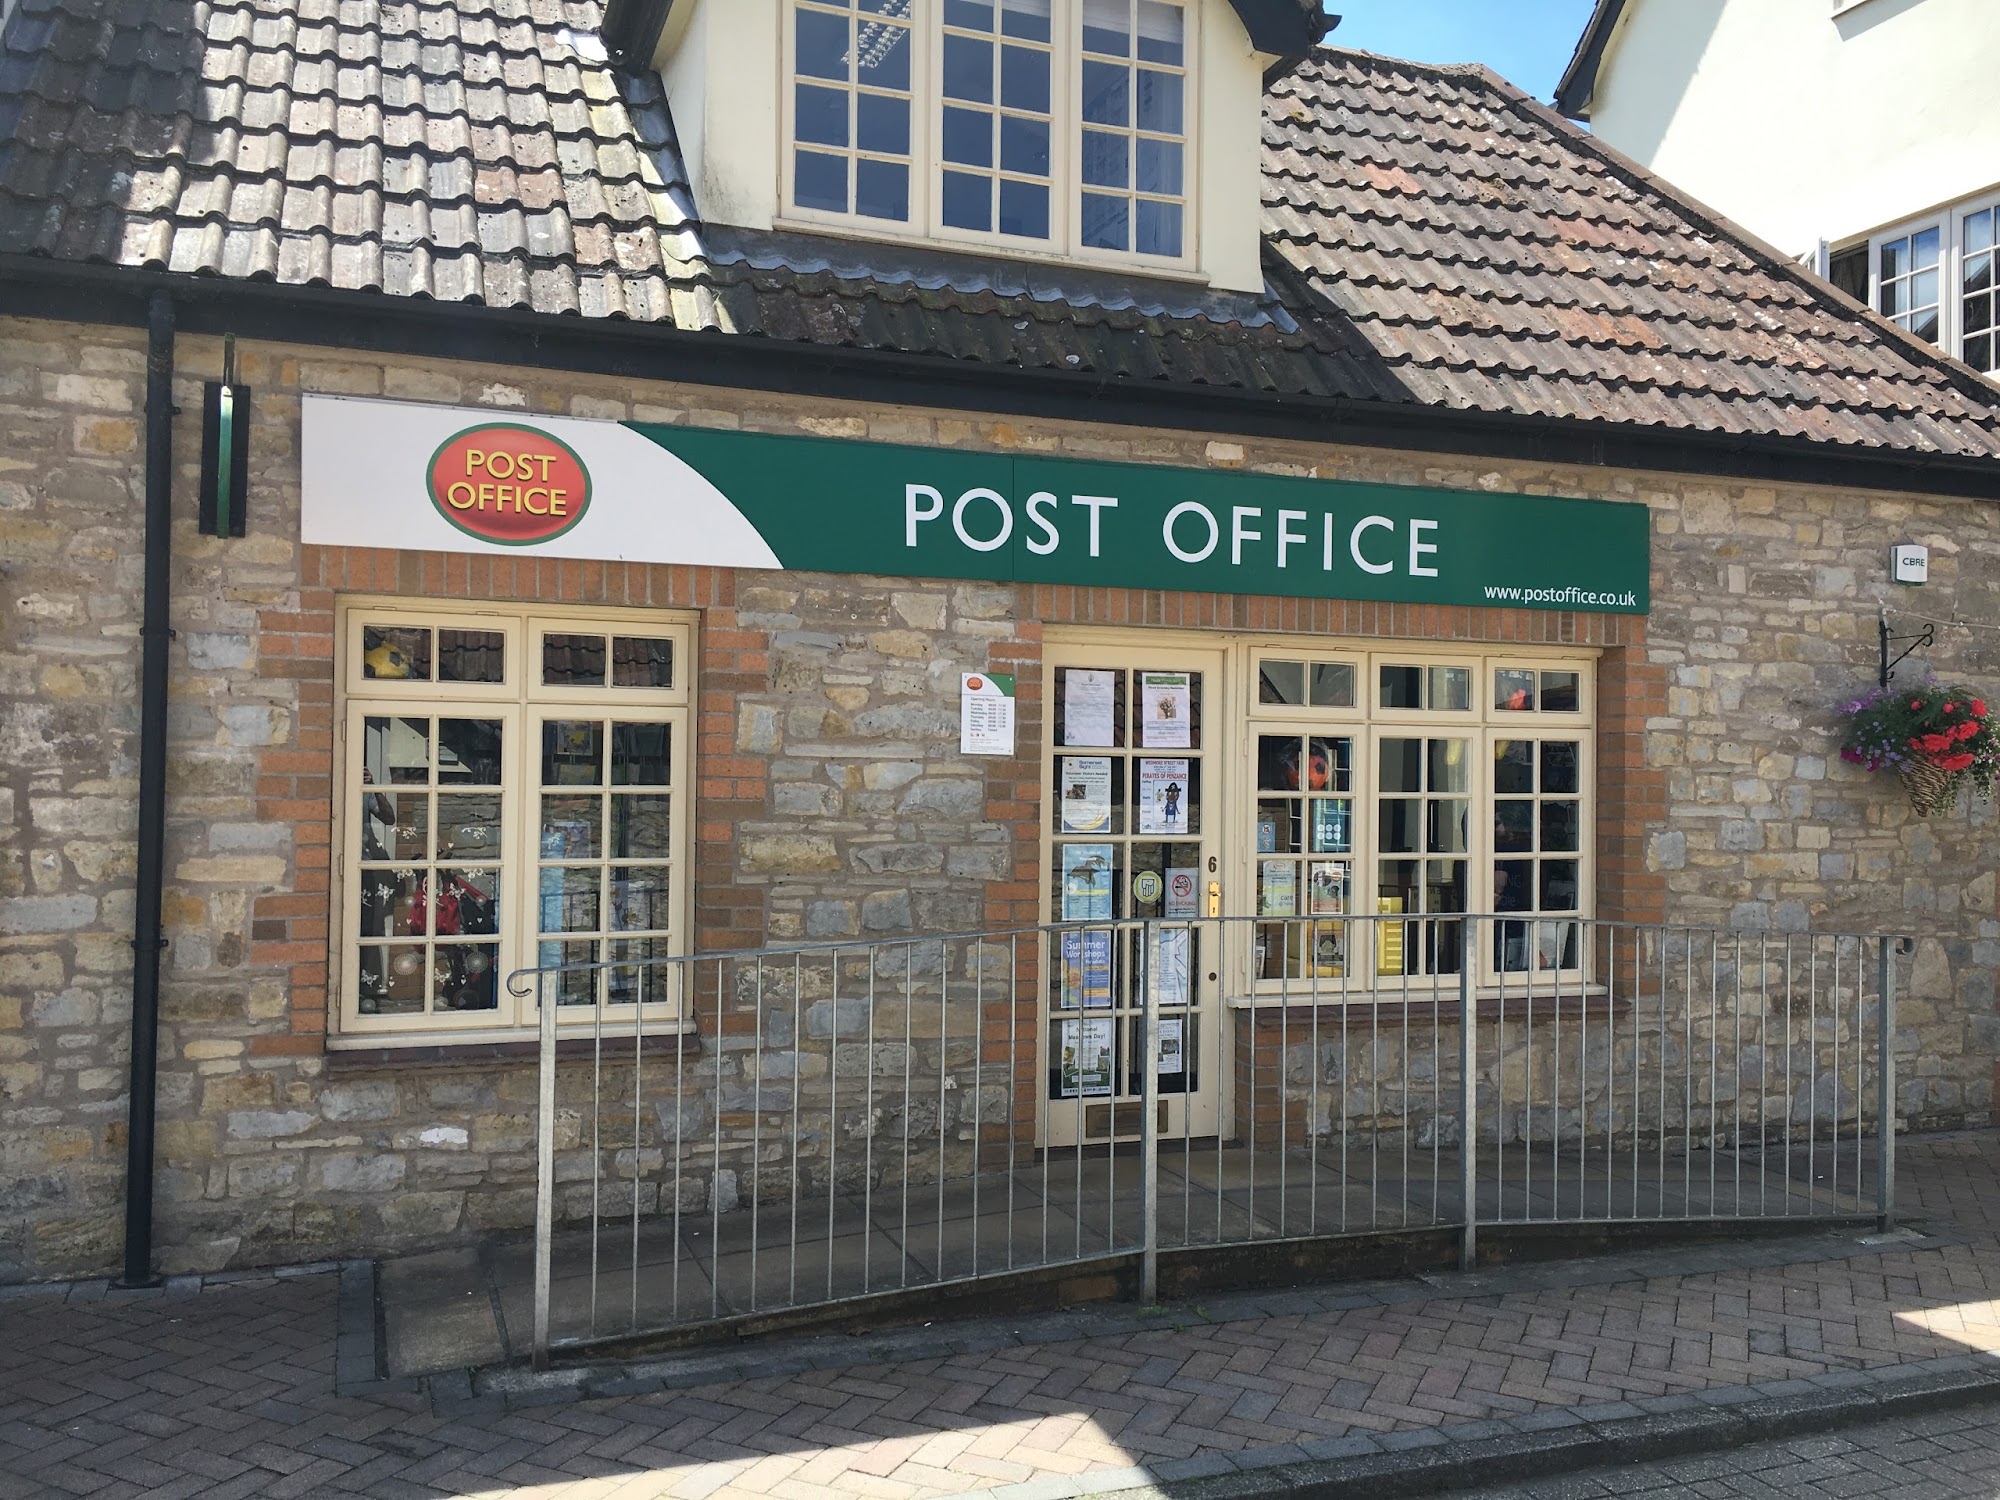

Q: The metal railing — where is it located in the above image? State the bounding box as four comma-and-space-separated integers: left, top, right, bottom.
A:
518, 915, 1901, 1366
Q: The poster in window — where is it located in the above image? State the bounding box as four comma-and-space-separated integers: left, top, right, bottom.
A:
1376, 895, 1405, 975
1060, 928, 1114, 1009
1061, 844, 1115, 921
1137, 758, 1190, 835
1311, 799, 1350, 853
1139, 672, 1192, 748
1308, 861, 1347, 916
1258, 859, 1297, 917
1059, 1017, 1115, 1098
1062, 668, 1117, 747
1151, 925, 1192, 1006
1164, 868, 1199, 918
1157, 1017, 1185, 1077
1058, 756, 1113, 833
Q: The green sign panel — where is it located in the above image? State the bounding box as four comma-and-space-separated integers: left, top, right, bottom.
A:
629, 424, 1650, 614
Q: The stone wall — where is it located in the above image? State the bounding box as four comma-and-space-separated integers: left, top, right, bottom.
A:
1, 313, 1995, 1281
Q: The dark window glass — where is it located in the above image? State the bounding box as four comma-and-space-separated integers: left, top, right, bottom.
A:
543, 633, 606, 687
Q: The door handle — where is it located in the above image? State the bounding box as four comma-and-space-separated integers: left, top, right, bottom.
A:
1207, 880, 1221, 917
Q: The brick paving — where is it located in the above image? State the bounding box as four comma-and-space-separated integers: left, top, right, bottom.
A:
1, 1132, 1997, 1499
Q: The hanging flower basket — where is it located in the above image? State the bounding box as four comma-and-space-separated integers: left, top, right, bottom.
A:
1839, 680, 1999, 816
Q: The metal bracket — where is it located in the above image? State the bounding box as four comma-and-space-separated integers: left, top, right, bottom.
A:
1878, 610, 1935, 688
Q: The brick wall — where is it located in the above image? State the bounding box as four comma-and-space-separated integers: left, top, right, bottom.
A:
0, 315, 1994, 1281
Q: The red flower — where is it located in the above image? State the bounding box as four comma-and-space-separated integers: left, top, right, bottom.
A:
1942, 753, 1976, 772
1960, 720, 1980, 741
1946, 702, 1958, 713
1912, 700, 1923, 709
1977, 700, 1989, 717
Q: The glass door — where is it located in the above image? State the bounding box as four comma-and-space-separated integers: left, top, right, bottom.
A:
1042, 643, 1226, 1148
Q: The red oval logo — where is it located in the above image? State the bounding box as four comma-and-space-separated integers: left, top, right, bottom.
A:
427, 424, 592, 546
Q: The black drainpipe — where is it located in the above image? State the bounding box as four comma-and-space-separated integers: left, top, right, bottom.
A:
119, 290, 175, 1288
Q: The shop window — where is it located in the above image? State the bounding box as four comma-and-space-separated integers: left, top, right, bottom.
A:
1880, 224, 1942, 344
784, 0, 1194, 267
1834, 197, 2000, 373
337, 603, 694, 1044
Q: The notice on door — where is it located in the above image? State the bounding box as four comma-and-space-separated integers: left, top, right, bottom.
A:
959, 672, 1016, 755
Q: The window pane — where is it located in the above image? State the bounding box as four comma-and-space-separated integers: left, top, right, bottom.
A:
611, 722, 672, 786
1257, 733, 1302, 791
1428, 799, 1468, 854
1969, 333, 1995, 371
1081, 192, 1128, 249
1309, 663, 1355, 707
943, 105, 991, 166
437, 868, 500, 937
1082, 0, 1130, 54
1428, 666, 1472, 711
363, 626, 429, 680
1540, 860, 1580, 912
857, 19, 910, 90
1135, 137, 1181, 196
361, 792, 428, 862
1540, 672, 1580, 712
1136, 199, 1181, 257
1494, 740, 1534, 794
436, 945, 498, 1011
1310, 737, 1352, 793
1378, 799, 1420, 854
1494, 801, 1533, 853
1003, 0, 1052, 41
539, 940, 599, 1007
1310, 797, 1351, 853
795, 82, 848, 146
1000, 114, 1050, 176
544, 633, 607, 686
1542, 800, 1580, 853
943, 32, 993, 102
438, 719, 502, 784
1258, 660, 1305, 705
856, 91, 909, 154
1912, 268, 1938, 310
1001, 42, 1050, 112
1081, 129, 1128, 188
612, 793, 672, 859
1881, 238, 1906, 282
1380, 665, 1422, 709
609, 872, 672, 932
541, 795, 602, 859
1427, 738, 1468, 793
1135, 69, 1182, 134
358, 946, 426, 1015
1427, 860, 1467, 914
542, 720, 603, 786
610, 637, 674, 690
541, 865, 602, 932
1967, 280, 1994, 325
999, 179, 1050, 239
1913, 226, 1940, 268
945, 0, 993, 26
364, 715, 429, 785
1378, 737, 1421, 793
609, 938, 674, 1008
1913, 306, 1940, 343
1256, 798, 1298, 853
795, 7, 848, 79
1082, 58, 1129, 124
942, 169, 992, 230
1541, 740, 1580, 795
1493, 860, 1533, 913
794, 149, 848, 212
436, 629, 504, 684
855, 157, 908, 220
1495, 669, 1536, 711
360, 869, 427, 938
1137, 0, 1184, 64
436, 794, 501, 860
1967, 208, 1995, 255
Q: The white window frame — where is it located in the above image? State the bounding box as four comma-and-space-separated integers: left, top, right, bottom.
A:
1834, 188, 2000, 376
331, 599, 697, 1047
1242, 643, 1597, 1001
778, 0, 1201, 275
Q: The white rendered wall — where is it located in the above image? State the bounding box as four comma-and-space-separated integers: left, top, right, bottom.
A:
1586, 0, 2000, 258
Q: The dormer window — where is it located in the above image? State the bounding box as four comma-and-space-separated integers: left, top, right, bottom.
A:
784, 0, 1193, 267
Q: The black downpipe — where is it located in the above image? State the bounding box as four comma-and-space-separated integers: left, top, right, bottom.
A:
119, 291, 175, 1288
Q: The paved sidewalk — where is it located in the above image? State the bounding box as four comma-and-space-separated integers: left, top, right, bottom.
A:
1, 1132, 1997, 1500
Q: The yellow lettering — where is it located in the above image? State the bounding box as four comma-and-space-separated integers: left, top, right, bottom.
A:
477, 482, 495, 508
489, 451, 517, 480
549, 488, 568, 517
446, 482, 476, 509
523, 487, 549, 515
464, 449, 487, 476
536, 454, 557, 481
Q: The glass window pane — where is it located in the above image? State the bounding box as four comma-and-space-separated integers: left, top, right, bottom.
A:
1540, 672, 1580, 712
609, 872, 672, 932
1427, 738, 1468, 793
611, 722, 672, 786
1495, 669, 1536, 711
1136, 198, 1181, 257
1136, 0, 1184, 63
795, 82, 848, 146
1082, 58, 1129, 124
1965, 252, 1993, 298
1541, 740, 1580, 795
539, 940, 600, 1007
436, 629, 504, 684
1493, 860, 1533, 913
1002, 0, 1052, 40
1081, 130, 1129, 188
945, 0, 994, 27
1969, 333, 1995, 372
1310, 798, 1351, 853
794, 149, 848, 213
1256, 798, 1298, 854
1310, 663, 1355, 707
542, 720, 603, 787
1311, 737, 1352, 793
944, 33, 993, 102
1380, 665, 1422, 709
1494, 801, 1533, 853
855, 157, 909, 221
541, 795, 602, 859
438, 719, 502, 784
1540, 859, 1580, 912
1258, 660, 1305, 705
1912, 268, 1938, 309
1914, 226, 1940, 268
1378, 799, 1420, 854
435, 793, 500, 860
360, 792, 428, 862
1881, 276, 1906, 317
1427, 799, 1468, 854
608, 937, 674, 1008
541, 865, 602, 932
610, 637, 674, 690
796, 7, 849, 80
1081, 192, 1128, 250
363, 626, 430, 680
1913, 307, 1940, 344
943, 169, 992, 230
1135, 68, 1182, 134
1000, 114, 1050, 177
358, 945, 425, 1015
1542, 800, 1581, 853
364, 715, 430, 785
1001, 43, 1050, 112
1881, 237, 1906, 282
1256, 860, 1297, 916
1967, 288, 1993, 331
544, 633, 606, 686
1378, 737, 1422, 793
943, 106, 992, 167
1967, 208, 1994, 255
1135, 137, 1182, 196
1257, 734, 1302, 791
1494, 740, 1534, 795
1083, 0, 1130, 54
1426, 860, 1467, 914
435, 944, 498, 1011
857, 91, 909, 155
436, 867, 500, 937
1429, 666, 1472, 711
360, 869, 427, 938
612, 793, 673, 859
857, 20, 910, 90
999, 179, 1050, 239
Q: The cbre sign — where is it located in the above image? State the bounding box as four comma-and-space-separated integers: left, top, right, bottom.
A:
303, 396, 1650, 614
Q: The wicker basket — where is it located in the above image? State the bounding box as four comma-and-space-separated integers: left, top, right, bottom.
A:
1901, 759, 1958, 816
